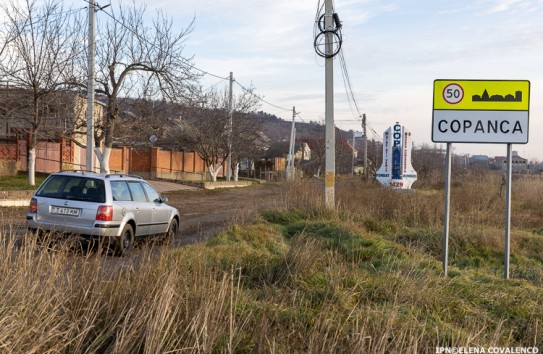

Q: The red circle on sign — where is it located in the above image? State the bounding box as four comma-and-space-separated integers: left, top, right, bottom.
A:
442, 83, 464, 104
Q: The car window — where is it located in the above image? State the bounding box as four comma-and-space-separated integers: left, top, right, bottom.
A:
64, 178, 82, 194
111, 181, 132, 201
142, 183, 160, 203
36, 175, 105, 203
36, 175, 67, 198
127, 182, 147, 202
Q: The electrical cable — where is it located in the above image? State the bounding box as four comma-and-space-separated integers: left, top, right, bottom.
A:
0, 7, 86, 32
95, 3, 298, 115
335, 29, 382, 142
95, 3, 229, 81
233, 80, 292, 113
295, 112, 306, 122
313, 0, 342, 59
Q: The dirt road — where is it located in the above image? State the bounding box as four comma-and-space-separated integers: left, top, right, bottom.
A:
0, 182, 285, 247
166, 183, 284, 245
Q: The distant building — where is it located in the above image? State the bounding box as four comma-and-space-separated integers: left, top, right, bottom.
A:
469, 155, 490, 168
250, 140, 311, 181
527, 163, 543, 174
492, 151, 528, 173
454, 154, 469, 168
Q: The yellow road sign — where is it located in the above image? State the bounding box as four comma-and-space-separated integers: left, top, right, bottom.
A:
433, 80, 530, 111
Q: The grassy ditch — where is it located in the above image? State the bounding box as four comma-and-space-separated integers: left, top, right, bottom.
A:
0, 171, 541, 352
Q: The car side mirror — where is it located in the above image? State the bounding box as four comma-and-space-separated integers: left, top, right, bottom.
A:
160, 196, 168, 204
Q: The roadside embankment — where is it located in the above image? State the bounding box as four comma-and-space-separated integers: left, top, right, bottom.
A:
0, 190, 33, 207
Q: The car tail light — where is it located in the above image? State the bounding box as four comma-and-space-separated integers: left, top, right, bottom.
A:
96, 205, 113, 221
29, 198, 37, 213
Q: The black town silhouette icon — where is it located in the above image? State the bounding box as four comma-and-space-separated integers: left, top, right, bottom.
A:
472, 89, 522, 102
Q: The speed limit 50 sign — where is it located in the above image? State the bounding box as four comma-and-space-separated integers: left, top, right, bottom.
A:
432, 80, 530, 144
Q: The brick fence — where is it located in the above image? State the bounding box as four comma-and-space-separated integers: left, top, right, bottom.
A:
0, 139, 223, 181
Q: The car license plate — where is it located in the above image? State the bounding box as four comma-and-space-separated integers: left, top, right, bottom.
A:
51, 206, 80, 216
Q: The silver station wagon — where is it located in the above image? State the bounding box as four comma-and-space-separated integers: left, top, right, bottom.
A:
26, 171, 180, 255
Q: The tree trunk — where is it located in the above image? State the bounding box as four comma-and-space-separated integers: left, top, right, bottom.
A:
233, 161, 239, 182
207, 163, 223, 182
28, 128, 38, 185
94, 147, 112, 173
208, 165, 218, 182
28, 148, 36, 186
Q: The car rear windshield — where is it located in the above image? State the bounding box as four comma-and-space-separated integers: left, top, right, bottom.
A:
35, 175, 106, 203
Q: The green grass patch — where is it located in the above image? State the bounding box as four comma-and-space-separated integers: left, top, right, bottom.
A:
165, 208, 541, 349
0, 173, 46, 190
261, 209, 309, 225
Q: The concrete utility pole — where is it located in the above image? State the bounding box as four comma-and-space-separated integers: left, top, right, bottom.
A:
351, 130, 355, 176
324, 0, 335, 209
363, 114, 368, 181
226, 72, 233, 181
287, 106, 296, 181
85, 0, 96, 172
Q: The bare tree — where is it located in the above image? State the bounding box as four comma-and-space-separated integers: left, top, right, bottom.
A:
298, 126, 356, 178
335, 130, 355, 175
92, 3, 199, 173
174, 88, 261, 182
412, 143, 446, 184
92, 96, 176, 147
230, 112, 266, 181
175, 107, 227, 182
0, 0, 83, 185
229, 90, 264, 181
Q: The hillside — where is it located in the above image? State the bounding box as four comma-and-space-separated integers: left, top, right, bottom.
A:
255, 111, 355, 142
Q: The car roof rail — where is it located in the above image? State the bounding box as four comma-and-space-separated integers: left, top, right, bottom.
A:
61, 170, 98, 174
105, 173, 143, 179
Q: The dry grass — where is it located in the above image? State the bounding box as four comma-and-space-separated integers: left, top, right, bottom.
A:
0, 171, 541, 352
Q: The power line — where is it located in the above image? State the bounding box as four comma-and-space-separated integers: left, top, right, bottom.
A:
233, 80, 292, 112
335, 35, 382, 142
0, 7, 86, 28
94, 3, 228, 81
93, 3, 297, 115
205, 77, 230, 91
294, 112, 306, 123
338, 50, 362, 118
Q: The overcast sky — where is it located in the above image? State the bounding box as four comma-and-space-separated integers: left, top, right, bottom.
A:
24, 0, 543, 160
141, 0, 543, 160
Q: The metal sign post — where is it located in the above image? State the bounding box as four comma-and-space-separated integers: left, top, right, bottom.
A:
442, 143, 452, 276
432, 79, 530, 279
504, 143, 513, 279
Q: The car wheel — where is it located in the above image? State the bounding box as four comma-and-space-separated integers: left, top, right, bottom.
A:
115, 224, 134, 256
164, 219, 178, 245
